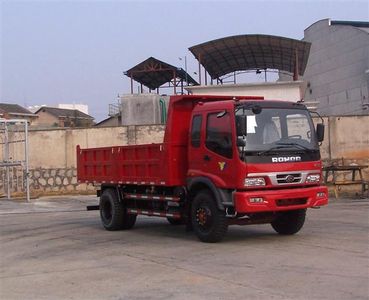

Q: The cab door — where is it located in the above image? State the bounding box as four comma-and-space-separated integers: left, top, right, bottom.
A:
202, 110, 238, 188
188, 109, 238, 188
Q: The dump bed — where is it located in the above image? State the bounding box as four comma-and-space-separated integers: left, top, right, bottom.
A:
77, 143, 162, 185
77, 142, 187, 186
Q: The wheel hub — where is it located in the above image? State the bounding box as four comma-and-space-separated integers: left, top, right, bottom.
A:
196, 207, 211, 226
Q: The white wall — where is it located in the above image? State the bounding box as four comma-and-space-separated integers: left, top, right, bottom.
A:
58, 104, 89, 114
185, 81, 303, 102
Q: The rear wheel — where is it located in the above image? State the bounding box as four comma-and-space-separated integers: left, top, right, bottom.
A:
100, 189, 137, 231
191, 191, 228, 243
271, 209, 306, 235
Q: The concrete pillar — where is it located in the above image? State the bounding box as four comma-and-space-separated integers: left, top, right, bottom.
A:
127, 125, 136, 145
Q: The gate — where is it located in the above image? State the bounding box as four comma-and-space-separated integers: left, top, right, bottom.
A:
0, 119, 30, 201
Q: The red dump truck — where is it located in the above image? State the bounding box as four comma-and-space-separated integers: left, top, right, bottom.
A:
77, 95, 328, 242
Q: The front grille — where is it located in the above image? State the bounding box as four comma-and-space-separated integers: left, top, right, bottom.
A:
276, 198, 307, 207
276, 173, 302, 184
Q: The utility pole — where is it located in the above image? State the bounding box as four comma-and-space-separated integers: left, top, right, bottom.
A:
179, 56, 188, 85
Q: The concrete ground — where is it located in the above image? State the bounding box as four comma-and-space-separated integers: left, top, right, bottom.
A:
0, 195, 368, 300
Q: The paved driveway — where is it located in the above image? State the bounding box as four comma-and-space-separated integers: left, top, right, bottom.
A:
0, 195, 368, 299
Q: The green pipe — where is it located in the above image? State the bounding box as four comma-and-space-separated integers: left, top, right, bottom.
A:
159, 98, 167, 124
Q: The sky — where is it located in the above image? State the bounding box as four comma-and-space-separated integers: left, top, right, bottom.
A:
1, 0, 368, 122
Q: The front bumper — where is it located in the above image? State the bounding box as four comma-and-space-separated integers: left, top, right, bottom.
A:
233, 186, 328, 213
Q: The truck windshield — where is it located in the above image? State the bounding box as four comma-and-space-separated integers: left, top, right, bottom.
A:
236, 106, 318, 156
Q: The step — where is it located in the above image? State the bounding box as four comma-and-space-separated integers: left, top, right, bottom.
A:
127, 208, 181, 219
124, 193, 180, 202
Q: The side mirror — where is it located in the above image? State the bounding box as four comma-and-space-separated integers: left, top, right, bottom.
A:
237, 137, 246, 147
236, 115, 247, 136
251, 105, 262, 115
316, 123, 325, 142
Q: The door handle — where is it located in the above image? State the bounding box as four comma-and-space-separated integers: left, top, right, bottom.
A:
204, 155, 211, 161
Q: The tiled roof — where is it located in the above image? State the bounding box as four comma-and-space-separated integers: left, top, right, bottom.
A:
0, 103, 35, 116
35, 107, 94, 119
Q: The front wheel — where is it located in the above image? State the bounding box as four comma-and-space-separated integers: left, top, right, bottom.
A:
100, 189, 137, 231
271, 209, 306, 235
191, 191, 228, 243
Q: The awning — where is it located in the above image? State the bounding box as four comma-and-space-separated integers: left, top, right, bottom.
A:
124, 57, 198, 90
189, 34, 311, 79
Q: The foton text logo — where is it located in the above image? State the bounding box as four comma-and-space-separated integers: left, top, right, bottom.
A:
272, 156, 302, 163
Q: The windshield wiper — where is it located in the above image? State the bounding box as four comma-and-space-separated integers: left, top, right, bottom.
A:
275, 142, 312, 151
257, 145, 292, 155
258, 142, 316, 155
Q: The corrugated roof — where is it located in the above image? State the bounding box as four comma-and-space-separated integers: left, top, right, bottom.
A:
125, 57, 198, 90
189, 34, 311, 79
0, 103, 35, 116
35, 107, 94, 119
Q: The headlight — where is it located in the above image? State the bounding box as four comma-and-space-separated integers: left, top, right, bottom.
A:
244, 177, 266, 187
306, 174, 321, 183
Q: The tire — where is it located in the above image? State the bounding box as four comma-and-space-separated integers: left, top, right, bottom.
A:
100, 189, 137, 231
271, 209, 306, 235
167, 217, 184, 225
191, 191, 228, 243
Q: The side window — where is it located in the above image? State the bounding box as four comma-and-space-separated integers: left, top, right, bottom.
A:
206, 112, 233, 158
191, 115, 202, 147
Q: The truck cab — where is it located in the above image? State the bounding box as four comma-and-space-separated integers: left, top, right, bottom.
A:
187, 99, 327, 214
184, 98, 327, 241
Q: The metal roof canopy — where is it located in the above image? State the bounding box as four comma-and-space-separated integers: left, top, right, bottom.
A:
124, 57, 198, 93
189, 34, 311, 82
